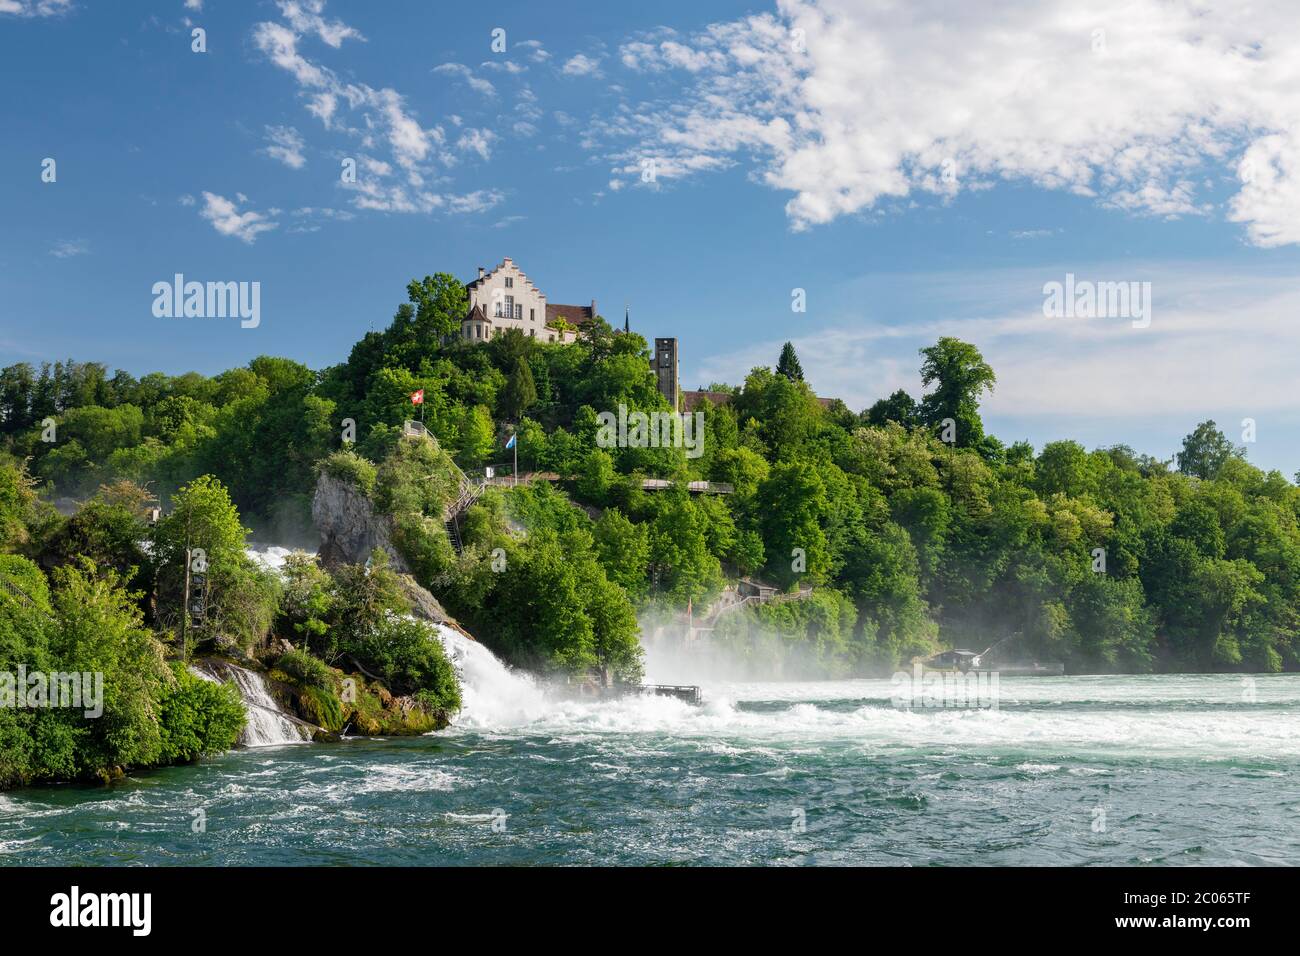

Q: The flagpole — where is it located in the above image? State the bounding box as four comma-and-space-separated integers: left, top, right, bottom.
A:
513, 429, 518, 487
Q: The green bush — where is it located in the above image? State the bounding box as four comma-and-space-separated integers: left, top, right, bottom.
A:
320, 449, 378, 497
296, 684, 346, 732
275, 647, 337, 691
158, 663, 246, 763
345, 614, 461, 713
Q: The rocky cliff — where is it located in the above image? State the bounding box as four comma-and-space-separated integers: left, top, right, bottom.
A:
312, 471, 409, 572
311, 471, 470, 637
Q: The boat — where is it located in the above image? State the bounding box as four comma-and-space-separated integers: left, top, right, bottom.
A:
919, 643, 1065, 677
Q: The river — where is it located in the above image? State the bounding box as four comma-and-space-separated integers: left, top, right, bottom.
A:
2, 633, 1296, 864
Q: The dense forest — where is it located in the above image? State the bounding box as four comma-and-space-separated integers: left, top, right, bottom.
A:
3, 268, 1299, 784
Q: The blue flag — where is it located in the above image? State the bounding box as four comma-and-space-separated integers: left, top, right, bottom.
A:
505, 434, 516, 449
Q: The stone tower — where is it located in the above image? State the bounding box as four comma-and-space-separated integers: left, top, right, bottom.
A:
653, 337, 679, 410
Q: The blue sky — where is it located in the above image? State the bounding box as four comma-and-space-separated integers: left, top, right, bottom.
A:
4, 0, 1300, 473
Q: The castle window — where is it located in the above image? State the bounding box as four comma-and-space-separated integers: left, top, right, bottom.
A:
505, 276, 514, 288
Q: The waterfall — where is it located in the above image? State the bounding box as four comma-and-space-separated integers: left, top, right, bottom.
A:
432, 623, 552, 728
190, 661, 312, 747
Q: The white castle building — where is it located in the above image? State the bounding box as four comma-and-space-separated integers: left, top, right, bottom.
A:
461, 257, 597, 344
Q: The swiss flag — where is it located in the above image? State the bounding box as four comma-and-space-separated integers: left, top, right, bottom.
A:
410, 389, 424, 405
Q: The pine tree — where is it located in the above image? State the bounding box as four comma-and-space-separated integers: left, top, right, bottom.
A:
776, 341, 804, 382
502, 356, 537, 421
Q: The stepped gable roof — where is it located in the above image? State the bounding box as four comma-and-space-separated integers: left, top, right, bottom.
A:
464, 257, 543, 298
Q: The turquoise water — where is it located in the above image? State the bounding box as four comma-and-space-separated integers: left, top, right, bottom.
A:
2, 673, 1297, 866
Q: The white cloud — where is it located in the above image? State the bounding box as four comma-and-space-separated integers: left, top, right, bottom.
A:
198, 191, 279, 243
456, 128, 496, 161
262, 125, 307, 168
433, 62, 495, 97
445, 190, 506, 214
591, 0, 1300, 246
253, 1, 505, 219
0, 0, 73, 16
348, 181, 503, 215
49, 238, 88, 258
275, 0, 362, 48
248, 3, 473, 195
515, 40, 551, 63
562, 53, 602, 77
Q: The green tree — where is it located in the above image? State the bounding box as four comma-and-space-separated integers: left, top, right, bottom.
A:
918, 338, 996, 449
501, 356, 538, 421
406, 273, 469, 340
864, 389, 919, 429
1176, 420, 1243, 480
776, 341, 804, 381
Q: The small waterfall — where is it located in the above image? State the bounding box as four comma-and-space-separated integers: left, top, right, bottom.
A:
190, 661, 312, 747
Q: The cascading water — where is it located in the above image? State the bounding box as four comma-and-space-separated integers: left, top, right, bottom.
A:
432, 623, 552, 728
191, 661, 312, 747
244, 544, 296, 573
429, 622, 708, 733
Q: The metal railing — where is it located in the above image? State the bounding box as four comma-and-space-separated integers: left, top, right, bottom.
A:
0, 574, 54, 620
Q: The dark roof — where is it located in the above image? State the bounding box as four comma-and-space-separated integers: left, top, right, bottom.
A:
545, 303, 594, 327
682, 390, 734, 411
682, 390, 842, 411
463, 303, 490, 324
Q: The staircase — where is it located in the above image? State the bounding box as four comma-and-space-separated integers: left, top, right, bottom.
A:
404, 420, 485, 556
443, 477, 485, 555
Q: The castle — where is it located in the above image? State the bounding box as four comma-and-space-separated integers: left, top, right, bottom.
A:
461, 257, 595, 345
459, 257, 831, 413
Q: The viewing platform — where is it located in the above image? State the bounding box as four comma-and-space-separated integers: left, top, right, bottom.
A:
551, 681, 702, 706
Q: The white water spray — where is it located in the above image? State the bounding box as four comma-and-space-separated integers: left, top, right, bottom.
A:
432, 624, 552, 728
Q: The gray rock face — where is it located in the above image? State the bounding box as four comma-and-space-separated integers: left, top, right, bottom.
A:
311, 472, 410, 573
310, 471, 472, 638
395, 573, 451, 624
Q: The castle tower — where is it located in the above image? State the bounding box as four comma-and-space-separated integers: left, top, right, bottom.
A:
653, 337, 679, 410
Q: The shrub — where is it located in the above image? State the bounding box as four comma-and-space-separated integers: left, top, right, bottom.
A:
158, 664, 246, 763
275, 647, 336, 691
345, 614, 461, 712
320, 449, 378, 497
